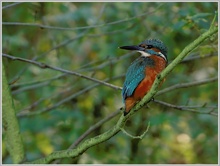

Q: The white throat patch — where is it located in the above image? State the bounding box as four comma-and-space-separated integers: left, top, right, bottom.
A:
138, 51, 151, 57
138, 50, 167, 62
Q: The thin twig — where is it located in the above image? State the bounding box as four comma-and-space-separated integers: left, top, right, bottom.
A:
120, 122, 150, 139
79, 52, 135, 72
10, 73, 67, 89
17, 75, 123, 117
12, 81, 50, 95
16, 83, 99, 117
180, 52, 217, 63
2, 4, 163, 31
3, 53, 122, 91
18, 85, 74, 113
156, 77, 218, 96
153, 99, 218, 116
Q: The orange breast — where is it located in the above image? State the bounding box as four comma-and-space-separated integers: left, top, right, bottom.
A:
134, 55, 166, 100
133, 68, 158, 100
124, 55, 166, 114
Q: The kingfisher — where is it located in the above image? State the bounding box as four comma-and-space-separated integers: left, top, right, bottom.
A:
120, 39, 168, 115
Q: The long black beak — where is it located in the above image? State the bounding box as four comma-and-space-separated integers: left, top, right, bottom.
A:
119, 45, 144, 51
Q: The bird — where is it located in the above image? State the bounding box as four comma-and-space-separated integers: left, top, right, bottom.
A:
119, 38, 168, 116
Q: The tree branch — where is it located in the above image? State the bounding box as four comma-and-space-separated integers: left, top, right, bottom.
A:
12, 81, 50, 95
25, 20, 218, 164
153, 99, 217, 116
156, 77, 218, 96
2, 64, 25, 163
10, 73, 67, 88
17, 75, 123, 118
2, 53, 122, 91
179, 52, 217, 63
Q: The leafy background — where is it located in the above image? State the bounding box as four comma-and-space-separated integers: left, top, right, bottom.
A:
2, 2, 218, 164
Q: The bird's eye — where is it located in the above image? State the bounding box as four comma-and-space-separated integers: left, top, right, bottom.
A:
147, 45, 153, 49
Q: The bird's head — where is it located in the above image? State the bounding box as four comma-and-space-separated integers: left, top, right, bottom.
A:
119, 38, 168, 62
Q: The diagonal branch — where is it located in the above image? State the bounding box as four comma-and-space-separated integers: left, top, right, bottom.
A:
17, 75, 123, 118
156, 77, 218, 96
2, 53, 122, 91
153, 99, 218, 116
25, 21, 218, 164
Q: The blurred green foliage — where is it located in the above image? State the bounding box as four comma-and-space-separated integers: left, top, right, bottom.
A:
2, 2, 218, 164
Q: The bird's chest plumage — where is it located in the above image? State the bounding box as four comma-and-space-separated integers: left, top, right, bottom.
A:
122, 55, 166, 101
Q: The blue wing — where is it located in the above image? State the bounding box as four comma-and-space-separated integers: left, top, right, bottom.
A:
122, 57, 155, 102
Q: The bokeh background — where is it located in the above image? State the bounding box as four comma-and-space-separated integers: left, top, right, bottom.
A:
2, 2, 218, 164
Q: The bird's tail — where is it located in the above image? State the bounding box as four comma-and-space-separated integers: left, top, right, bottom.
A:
124, 97, 136, 116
